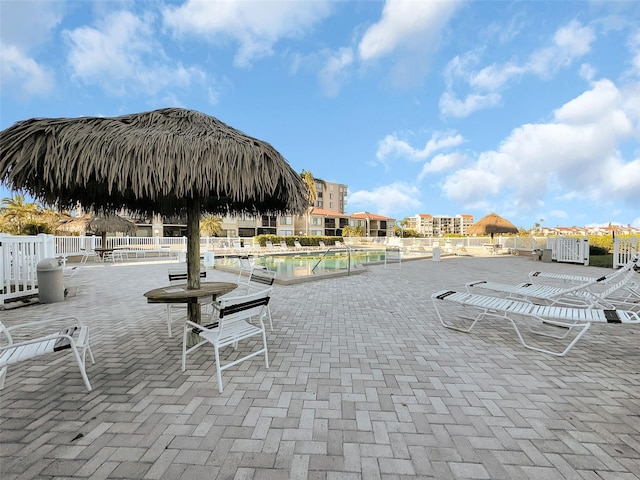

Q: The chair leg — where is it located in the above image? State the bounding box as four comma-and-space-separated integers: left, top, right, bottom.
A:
262, 329, 270, 369
214, 344, 224, 393
70, 343, 92, 391
166, 305, 173, 338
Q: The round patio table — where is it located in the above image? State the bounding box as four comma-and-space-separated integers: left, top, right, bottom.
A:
144, 281, 237, 305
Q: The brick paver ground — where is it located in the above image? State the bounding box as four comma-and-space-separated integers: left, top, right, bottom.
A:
1, 254, 639, 479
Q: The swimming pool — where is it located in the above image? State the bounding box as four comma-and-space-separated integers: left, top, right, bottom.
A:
215, 249, 405, 284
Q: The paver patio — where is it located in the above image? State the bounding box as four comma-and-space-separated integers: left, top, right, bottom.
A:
1, 255, 639, 479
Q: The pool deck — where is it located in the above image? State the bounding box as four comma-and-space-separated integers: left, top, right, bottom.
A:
1, 255, 639, 479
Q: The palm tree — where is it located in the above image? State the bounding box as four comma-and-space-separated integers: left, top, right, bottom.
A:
0, 195, 41, 234
301, 169, 317, 235
200, 214, 223, 237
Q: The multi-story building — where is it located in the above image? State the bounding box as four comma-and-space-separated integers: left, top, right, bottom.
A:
123, 178, 398, 238
405, 213, 474, 236
312, 179, 348, 214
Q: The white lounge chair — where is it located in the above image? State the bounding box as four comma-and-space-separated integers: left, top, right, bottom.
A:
0, 317, 94, 391
182, 288, 272, 393
431, 289, 640, 356
466, 268, 639, 310
528, 255, 638, 284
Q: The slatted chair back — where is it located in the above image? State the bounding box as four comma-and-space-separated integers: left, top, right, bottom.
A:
216, 288, 272, 326
245, 269, 276, 328
168, 268, 206, 283
248, 268, 276, 290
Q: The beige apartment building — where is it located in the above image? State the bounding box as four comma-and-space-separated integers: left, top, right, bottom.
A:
405, 213, 474, 236
125, 178, 395, 238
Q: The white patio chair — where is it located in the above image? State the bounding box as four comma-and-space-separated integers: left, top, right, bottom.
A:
431, 289, 640, 356
0, 317, 95, 391
165, 267, 207, 337
245, 268, 277, 329
182, 288, 272, 393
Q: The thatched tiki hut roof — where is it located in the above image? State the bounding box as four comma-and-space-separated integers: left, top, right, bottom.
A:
58, 212, 137, 248
467, 212, 519, 241
0, 108, 308, 322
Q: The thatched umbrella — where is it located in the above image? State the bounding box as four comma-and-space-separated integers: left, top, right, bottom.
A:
59, 212, 137, 248
0, 107, 308, 322
467, 212, 518, 242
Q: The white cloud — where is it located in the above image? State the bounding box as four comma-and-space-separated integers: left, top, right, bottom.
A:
441, 20, 596, 118
348, 183, 421, 217
64, 10, 205, 97
318, 47, 354, 97
418, 152, 467, 179
0, 0, 62, 97
439, 91, 501, 118
0, 44, 55, 97
358, 0, 461, 61
441, 79, 640, 212
628, 30, 640, 78
162, 0, 332, 68
526, 20, 595, 78
376, 131, 465, 167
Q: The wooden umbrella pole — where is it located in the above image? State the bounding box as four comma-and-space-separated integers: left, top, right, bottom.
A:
186, 196, 201, 324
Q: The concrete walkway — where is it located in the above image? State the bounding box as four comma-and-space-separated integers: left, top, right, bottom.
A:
1, 255, 639, 479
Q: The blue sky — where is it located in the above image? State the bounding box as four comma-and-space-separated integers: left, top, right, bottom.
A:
1, 0, 639, 231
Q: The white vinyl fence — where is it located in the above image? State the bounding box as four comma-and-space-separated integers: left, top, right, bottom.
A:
613, 236, 638, 268
0, 234, 56, 305
545, 237, 589, 265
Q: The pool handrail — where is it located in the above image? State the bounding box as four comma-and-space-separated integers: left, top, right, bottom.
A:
312, 243, 352, 276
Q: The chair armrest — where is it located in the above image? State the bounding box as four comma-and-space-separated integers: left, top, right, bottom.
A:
4, 316, 81, 333
0, 327, 78, 352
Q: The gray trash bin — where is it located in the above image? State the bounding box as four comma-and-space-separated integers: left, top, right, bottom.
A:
541, 249, 553, 263
432, 247, 441, 262
37, 258, 64, 303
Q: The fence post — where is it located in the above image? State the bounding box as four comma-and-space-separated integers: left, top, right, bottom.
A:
582, 237, 589, 266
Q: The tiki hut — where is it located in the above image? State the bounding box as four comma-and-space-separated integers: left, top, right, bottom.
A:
467, 212, 518, 242
58, 212, 137, 248
0, 108, 308, 321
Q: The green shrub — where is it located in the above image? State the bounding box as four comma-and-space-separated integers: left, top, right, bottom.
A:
589, 245, 609, 256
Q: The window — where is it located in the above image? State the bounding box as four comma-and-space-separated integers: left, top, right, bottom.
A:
312, 217, 322, 225
279, 229, 293, 236
261, 215, 276, 227
281, 216, 292, 225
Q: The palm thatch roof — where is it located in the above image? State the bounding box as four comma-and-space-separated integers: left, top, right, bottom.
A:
467, 212, 519, 236
0, 108, 308, 217
58, 212, 137, 236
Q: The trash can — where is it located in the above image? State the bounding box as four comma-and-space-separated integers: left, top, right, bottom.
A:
541, 249, 553, 263
432, 247, 441, 262
203, 251, 215, 268
37, 258, 64, 303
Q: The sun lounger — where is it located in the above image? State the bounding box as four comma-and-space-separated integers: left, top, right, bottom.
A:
431, 289, 640, 356
528, 255, 638, 284
466, 268, 639, 311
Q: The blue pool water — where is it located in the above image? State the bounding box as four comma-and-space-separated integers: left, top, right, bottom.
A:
254, 251, 388, 278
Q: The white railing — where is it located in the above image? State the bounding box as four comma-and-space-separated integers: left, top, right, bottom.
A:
0, 234, 56, 305
546, 236, 589, 265
613, 236, 638, 268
